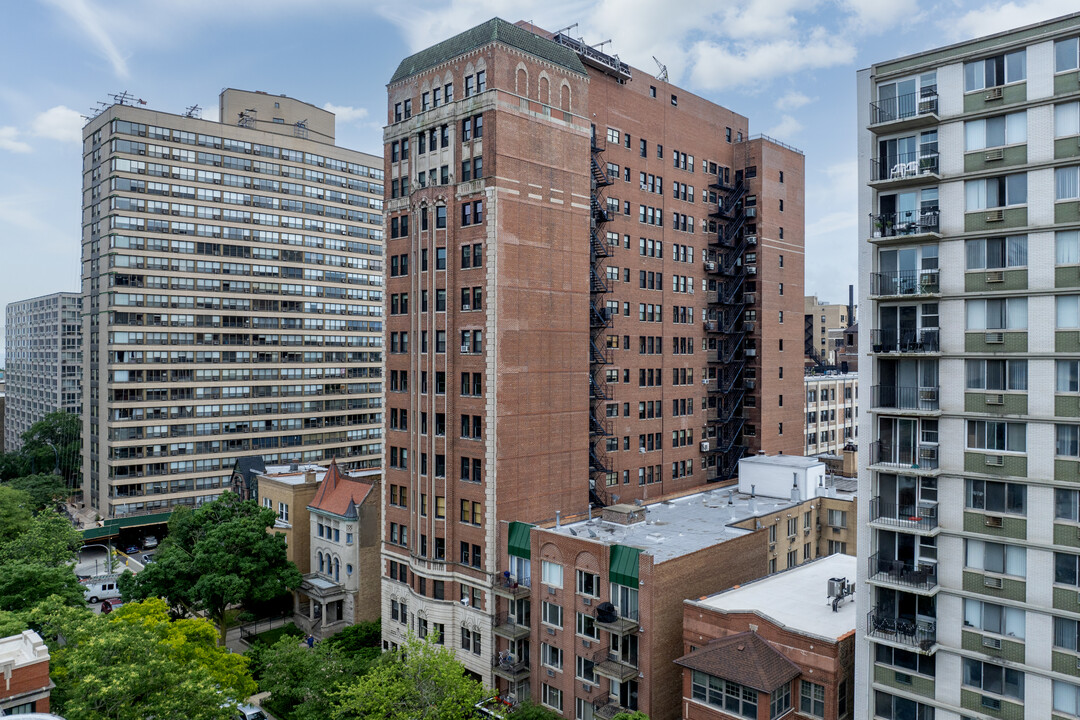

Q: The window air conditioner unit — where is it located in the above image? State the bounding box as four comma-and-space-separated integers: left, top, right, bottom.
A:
985, 455, 1005, 467
547, 587, 556, 595
985, 148, 1004, 161
984, 575, 1003, 589
986, 270, 1005, 283
700, 441, 710, 452
985, 394, 1005, 406
746, 236, 757, 245
747, 267, 757, 275
918, 100, 936, 113
985, 87, 1004, 101
985, 515, 1003, 528
986, 209, 1004, 222
583, 597, 592, 606
985, 332, 1005, 344
983, 635, 1002, 650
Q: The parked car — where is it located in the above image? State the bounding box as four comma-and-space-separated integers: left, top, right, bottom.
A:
142, 554, 155, 564
142, 536, 159, 549
235, 704, 267, 720
124, 545, 140, 555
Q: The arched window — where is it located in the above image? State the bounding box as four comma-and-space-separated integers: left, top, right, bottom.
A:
334, 557, 340, 582
317, 551, 324, 573
346, 563, 353, 575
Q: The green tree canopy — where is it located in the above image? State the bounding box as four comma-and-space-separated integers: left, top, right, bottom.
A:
6, 473, 69, 511
0, 563, 85, 612
332, 634, 485, 720
0, 610, 26, 637
0, 508, 82, 566
28, 598, 255, 720
510, 701, 564, 719
611, 712, 650, 720
20, 411, 81, 487
120, 492, 302, 644
0, 485, 32, 543
323, 618, 382, 663
258, 635, 370, 720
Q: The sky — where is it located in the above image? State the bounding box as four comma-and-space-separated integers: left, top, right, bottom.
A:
1, 0, 1078, 357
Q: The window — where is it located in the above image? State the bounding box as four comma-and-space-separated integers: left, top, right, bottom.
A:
963, 658, 1024, 700
576, 569, 599, 596
542, 560, 563, 588
1054, 680, 1080, 718
965, 112, 1027, 150
966, 479, 1027, 514
691, 671, 758, 719
542, 684, 562, 712
967, 420, 1026, 452
800, 681, 825, 718
771, 684, 792, 719
1059, 102, 1080, 140
965, 297, 1027, 330
1058, 167, 1080, 201
542, 600, 563, 628
1058, 488, 1080, 522
1057, 37, 1080, 72
964, 598, 1025, 638
576, 611, 598, 640
1058, 552, 1080, 587
966, 539, 1026, 577
965, 174, 1027, 210
964, 50, 1026, 91
966, 359, 1027, 390
965, 236, 1027, 269
576, 654, 596, 684
277, 502, 289, 522
828, 509, 847, 528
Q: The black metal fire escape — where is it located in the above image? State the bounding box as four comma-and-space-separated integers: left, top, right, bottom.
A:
589, 133, 614, 507
704, 168, 748, 481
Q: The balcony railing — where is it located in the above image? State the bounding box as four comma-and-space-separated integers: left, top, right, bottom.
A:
870, 90, 939, 125
491, 652, 530, 679
492, 612, 531, 640
872, 210, 940, 237
871, 152, 940, 182
593, 647, 639, 682
869, 440, 939, 470
868, 497, 938, 531
870, 270, 940, 297
871, 386, 939, 411
870, 328, 940, 354
867, 609, 937, 652
492, 573, 531, 599
868, 552, 938, 591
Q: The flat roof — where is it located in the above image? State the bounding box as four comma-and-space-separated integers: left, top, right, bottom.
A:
691, 554, 858, 641
542, 488, 800, 563
0, 630, 49, 669
259, 463, 380, 486
740, 454, 824, 469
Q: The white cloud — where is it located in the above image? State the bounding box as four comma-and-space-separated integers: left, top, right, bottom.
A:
32, 106, 84, 143
41, 0, 129, 77
774, 91, 812, 111
947, 0, 1075, 41
0, 127, 31, 154
839, 0, 920, 30
687, 30, 855, 91
764, 114, 803, 138
717, 0, 818, 39
324, 103, 370, 124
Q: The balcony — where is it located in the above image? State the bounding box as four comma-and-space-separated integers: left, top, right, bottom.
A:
594, 603, 640, 635
870, 270, 940, 298
492, 612, 530, 641
870, 329, 940, 354
491, 653, 530, 682
593, 698, 633, 720
871, 386, 939, 412
868, 552, 938, 592
870, 210, 940, 241
870, 152, 941, 189
869, 90, 939, 132
492, 573, 531, 600
867, 609, 937, 653
869, 440, 939, 471
869, 497, 939, 532
593, 647, 638, 683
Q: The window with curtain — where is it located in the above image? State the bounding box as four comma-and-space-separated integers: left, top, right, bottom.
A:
1059, 360, 1080, 392
964, 599, 1026, 638
965, 112, 1027, 150
966, 298, 1027, 330
1058, 296, 1080, 329
1057, 37, 1080, 72
966, 539, 1027, 576
966, 236, 1027, 269
1058, 425, 1080, 457
965, 50, 1026, 91
1057, 552, 1080, 586
1055, 617, 1080, 651
1058, 231, 1080, 265
1057, 167, 1080, 200
963, 658, 1025, 700
967, 420, 1026, 452
1057, 102, 1080, 138
966, 174, 1027, 210
966, 359, 1027, 390
1054, 680, 1080, 717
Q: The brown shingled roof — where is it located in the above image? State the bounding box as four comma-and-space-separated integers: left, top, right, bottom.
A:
307, 458, 374, 519
675, 631, 802, 692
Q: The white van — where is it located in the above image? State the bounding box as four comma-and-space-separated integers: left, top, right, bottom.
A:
82, 573, 122, 603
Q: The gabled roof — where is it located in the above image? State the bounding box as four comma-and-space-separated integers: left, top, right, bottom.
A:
389, 17, 586, 85
675, 632, 801, 692
233, 455, 266, 482
307, 458, 374, 519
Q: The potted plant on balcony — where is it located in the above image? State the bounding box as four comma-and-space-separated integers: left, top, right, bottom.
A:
873, 218, 884, 238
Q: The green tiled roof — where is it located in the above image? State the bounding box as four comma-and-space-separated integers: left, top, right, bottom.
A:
389, 17, 587, 85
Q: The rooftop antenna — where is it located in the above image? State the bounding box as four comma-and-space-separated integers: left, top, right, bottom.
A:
110, 91, 146, 106
653, 56, 669, 83
183, 104, 202, 119
238, 108, 257, 128
294, 119, 308, 139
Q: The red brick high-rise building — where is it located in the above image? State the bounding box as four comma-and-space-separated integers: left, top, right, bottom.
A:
380, 18, 805, 699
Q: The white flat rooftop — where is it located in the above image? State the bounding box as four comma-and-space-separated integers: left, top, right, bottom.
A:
740, 454, 824, 470
544, 488, 800, 563
260, 464, 379, 486
692, 553, 858, 641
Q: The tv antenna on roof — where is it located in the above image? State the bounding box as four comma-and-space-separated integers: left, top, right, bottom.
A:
111, 91, 146, 106
653, 56, 669, 83
183, 104, 202, 119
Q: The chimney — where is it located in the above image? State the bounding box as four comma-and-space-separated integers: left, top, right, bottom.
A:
790, 473, 800, 503
750, 484, 756, 498
556, 510, 561, 529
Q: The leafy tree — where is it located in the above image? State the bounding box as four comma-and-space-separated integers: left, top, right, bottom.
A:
0, 485, 32, 542
6, 473, 68, 510
20, 411, 81, 488
611, 713, 649, 720
332, 633, 485, 720
30, 598, 254, 720
511, 701, 564, 719
0, 451, 31, 482
0, 610, 26, 637
120, 492, 302, 644
324, 619, 382, 663
259, 635, 367, 720
0, 508, 82, 566
0, 563, 85, 612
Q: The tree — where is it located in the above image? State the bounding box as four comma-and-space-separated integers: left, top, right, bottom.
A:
258, 636, 365, 720
324, 619, 382, 663
20, 411, 81, 488
5, 473, 69, 511
332, 634, 485, 720
0, 485, 32, 543
0, 563, 85, 611
29, 598, 255, 720
611, 713, 649, 720
0, 610, 26, 637
0, 508, 82, 566
510, 702, 564, 719
120, 492, 302, 644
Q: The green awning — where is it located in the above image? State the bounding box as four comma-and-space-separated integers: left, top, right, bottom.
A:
609, 544, 641, 587
507, 521, 533, 559
81, 511, 173, 541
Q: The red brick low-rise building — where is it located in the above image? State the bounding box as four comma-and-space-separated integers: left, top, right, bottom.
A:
679, 554, 857, 720
0, 630, 53, 715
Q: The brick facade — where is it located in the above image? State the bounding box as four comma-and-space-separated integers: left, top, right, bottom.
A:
0, 630, 52, 715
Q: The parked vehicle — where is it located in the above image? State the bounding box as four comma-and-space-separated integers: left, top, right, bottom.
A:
124, 545, 140, 555
235, 704, 267, 720
142, 536, 159, 549
142, 553, 155, 564
82, 574, 122, 604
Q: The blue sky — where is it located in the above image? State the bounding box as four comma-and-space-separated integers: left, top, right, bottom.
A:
1, 0, 1077, 356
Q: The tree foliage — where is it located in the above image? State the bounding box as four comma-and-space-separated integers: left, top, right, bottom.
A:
0, 563, 85, 611
28, 598, 255, 720
120, 492, 302, 644
510, 702, 565, 719
6, 473, 69, 510
0, 609, 27, 637
0, 508, 82, 566
611, 712, 650, 720
0, 485, 32, 542
323, 618, 382, 663
331, 633, 485, 720
258, 635, 370, 720
20, 411, 82, 487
